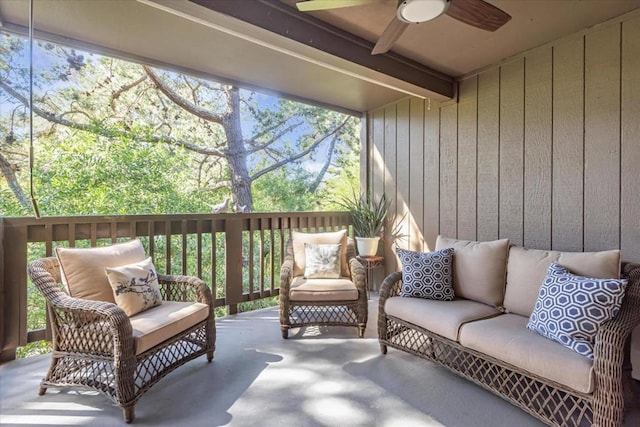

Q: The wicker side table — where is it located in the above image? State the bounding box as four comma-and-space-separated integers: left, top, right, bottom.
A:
356, 255, 384, 299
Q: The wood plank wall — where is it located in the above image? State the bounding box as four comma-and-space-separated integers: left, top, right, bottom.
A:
366, 12, 640, 379
367, 13, 640, 267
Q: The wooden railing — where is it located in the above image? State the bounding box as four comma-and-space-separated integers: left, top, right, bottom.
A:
0, 212, 351, 362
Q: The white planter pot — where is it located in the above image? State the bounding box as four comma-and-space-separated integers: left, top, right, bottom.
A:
355, 236, 380, 257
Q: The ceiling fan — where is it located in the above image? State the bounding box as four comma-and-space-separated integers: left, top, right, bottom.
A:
295, 0, 512, 55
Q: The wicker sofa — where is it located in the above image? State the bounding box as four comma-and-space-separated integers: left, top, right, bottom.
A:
28, 242, 215, 423
378, 236, 640, 427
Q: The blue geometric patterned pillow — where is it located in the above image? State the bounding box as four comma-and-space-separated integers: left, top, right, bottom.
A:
396, 248, 455, 300
527, 263, 627, 360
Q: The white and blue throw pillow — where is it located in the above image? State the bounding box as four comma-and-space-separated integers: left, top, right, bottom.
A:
396, 247, 455, 301
304, 243, 342, 279
527, 263, 627, 360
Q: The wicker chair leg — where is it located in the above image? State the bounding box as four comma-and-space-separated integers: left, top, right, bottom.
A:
38, 385, 47, 395
358, 325, 365, 338
123, 405, 135, 423
281, 327, 288, 339
207, 350, 214, 362
380, 344, 387, 354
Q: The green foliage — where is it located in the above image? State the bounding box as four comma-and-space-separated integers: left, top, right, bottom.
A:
252, 167, 317, 212
338, 191, 390, 237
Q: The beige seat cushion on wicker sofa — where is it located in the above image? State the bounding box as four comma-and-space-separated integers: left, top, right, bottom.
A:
385, 297, 501, 341
129, 301, 210, 355
503, 246, 621, 317
459, 314, 594, 393
289, 276, 358, 301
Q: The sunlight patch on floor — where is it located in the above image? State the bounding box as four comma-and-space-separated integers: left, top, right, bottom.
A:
0, 415, 96, 425
11, 402, 102, 411
302, 396, 370, 425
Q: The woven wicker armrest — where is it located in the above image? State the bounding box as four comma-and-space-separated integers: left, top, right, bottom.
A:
280, 256, 294, 294
590, 262, 640, 426
157, 274, 214, 307
379, 271, 403, 302
51, 298, 133, 356
27, 257, 133, 355
594, 263, 640, 359
348, 255, 366, 293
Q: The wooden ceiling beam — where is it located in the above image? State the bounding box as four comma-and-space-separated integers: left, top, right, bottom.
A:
190, 0, 455, 99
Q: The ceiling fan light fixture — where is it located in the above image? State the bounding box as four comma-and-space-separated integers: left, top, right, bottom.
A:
397, 0, 449, 24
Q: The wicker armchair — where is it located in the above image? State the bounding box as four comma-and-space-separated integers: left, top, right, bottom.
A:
279, 237, 367, 338
28, 257, 215, 423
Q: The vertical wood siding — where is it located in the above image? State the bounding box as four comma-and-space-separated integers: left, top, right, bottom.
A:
366, 14, 640, 265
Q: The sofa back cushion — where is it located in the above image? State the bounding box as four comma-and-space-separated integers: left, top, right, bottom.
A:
435, 236, 509, 307
292, 230, 349, 277
504, 246, 621, 317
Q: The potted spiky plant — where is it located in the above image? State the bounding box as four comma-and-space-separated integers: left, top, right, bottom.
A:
339, 191, 390, 257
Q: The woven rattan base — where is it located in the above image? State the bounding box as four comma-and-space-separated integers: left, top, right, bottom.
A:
284, 301, 365, 337
381, 315, 593, 427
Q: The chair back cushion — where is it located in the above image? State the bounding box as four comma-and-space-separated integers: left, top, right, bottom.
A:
504, 246, 621, 317
435, 236, 509, 307
56, 239, 146, 303
292, 230, 349, 277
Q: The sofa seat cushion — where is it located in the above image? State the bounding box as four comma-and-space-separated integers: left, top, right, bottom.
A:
129, 300, 210, 355
459, 314, 594, 394
435, 236, 509, 308
289, 276, 358, 301
384, 296, 501, 341
504, 246, 621, 317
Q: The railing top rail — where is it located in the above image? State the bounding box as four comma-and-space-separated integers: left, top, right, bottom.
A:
1, 211, 349, 226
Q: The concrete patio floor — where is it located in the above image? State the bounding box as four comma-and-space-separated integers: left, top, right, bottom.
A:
1, 296, 638, 427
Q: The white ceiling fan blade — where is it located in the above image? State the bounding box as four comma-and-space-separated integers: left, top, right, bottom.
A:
371, 17, 410, 55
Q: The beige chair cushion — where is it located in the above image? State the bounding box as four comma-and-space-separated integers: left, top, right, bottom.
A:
129, 300, 210, 355
384, 296, 501, 341
289, 276, 358, 301
292, 230, 349, 277
105, 257, 163, 317
435, 236, 509, 307
503, 246, 621, 317
56, 239, 146, 303
459, 314, 594, 394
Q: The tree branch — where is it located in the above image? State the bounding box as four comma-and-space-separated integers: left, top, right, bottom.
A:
199, 180, 232, 192
1, 81, 227, 158
144, 66, 225, 124
247, 114, 301, 143
309, 134, 338, 193
0, 151, 32, 213
110, 74, 147, 110
247, 121, 303, 154
249, 116, 350, 182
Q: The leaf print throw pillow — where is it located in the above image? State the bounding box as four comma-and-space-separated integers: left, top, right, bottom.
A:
304, 243, 342, 279
105, 257, 163, 316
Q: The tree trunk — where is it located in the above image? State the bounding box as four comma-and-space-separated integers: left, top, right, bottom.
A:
224, 86, 253, 212
0, 152, 32, 213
